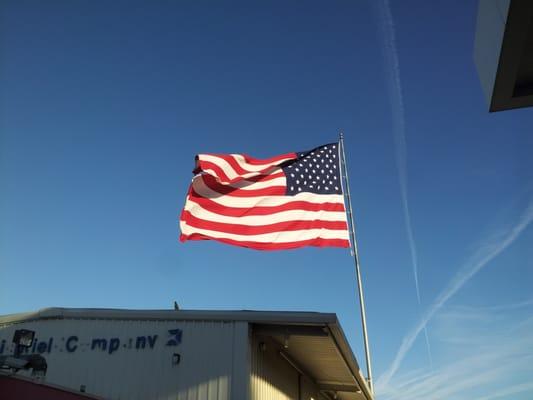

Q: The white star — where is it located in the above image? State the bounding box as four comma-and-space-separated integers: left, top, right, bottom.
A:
296, 180, 300, 184
335, 186, 339, 190
290, 173, 295, 177
298, 187, 302, 191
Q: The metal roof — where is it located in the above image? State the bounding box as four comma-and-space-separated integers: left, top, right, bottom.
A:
0, 307, 338, 325
0, 307, 373, 400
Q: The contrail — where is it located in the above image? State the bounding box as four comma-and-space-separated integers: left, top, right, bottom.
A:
452, 298, 533, 312
377, 200, 533, 388
376, 0, 432, 366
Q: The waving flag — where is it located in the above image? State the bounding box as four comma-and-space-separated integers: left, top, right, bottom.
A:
179, 143, 350, 250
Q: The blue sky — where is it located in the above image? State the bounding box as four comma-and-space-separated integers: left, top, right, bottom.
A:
1, 1, 532, 399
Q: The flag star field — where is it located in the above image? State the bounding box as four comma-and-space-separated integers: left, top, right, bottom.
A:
284, 143, 341, 195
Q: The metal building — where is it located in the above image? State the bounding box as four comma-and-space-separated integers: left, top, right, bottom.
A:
474, 0, 533, 111
0, 308, 373, 400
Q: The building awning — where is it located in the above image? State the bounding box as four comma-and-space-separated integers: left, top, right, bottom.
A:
253, 322, 371, 400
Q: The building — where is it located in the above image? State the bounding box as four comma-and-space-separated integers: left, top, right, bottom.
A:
0, 307, 373, 400
474, 0, 533, 111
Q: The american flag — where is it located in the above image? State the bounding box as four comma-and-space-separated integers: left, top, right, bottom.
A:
179, 143, 350, 250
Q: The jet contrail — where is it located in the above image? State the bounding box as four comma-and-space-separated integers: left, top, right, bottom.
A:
376, 0, 432, 365
377, 200, 533, 388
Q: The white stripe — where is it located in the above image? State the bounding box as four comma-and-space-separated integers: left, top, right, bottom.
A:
199, 155, 282, 182
228, 175, 286, 190
184, 200, 347, 225
201, 167, 284, 189
192, 177, 345, 208
228, 154, 294, 172
180, 223, 349, 243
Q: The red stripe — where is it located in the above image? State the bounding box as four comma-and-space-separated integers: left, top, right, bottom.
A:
181, 211, 348, 235
196, 160, 233, 183
198, 153, 295, 184
211, 154, 296, 176
211, 155, 256, 176
239, 152, 297, 165
188, 190, 346, 217
202, 175, 286, 197
206, 152, 297, 166
198, 159, 281, 184
180, 233, 349, 250
243, 171, 285, 183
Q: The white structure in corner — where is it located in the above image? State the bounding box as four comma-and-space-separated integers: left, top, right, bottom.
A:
0, 308, 373, 400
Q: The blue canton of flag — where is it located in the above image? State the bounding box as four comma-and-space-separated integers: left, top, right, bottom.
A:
283, 143, 342, 195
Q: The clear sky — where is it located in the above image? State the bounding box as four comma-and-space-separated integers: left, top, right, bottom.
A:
1, 1, 532, 399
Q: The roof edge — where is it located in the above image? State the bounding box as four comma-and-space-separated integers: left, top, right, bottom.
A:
0, 307, 338, 326
327, 319, 374, 400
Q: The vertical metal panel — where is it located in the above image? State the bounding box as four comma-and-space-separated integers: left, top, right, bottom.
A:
250, 335, 298, 400
0, 318, 244, 400
250, 335, 331, 400
231, 322, 250, 400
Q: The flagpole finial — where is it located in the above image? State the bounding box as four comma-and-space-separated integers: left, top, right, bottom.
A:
339, 131, 344, 141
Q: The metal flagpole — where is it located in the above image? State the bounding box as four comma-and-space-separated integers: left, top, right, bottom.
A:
339, 132, 374, 395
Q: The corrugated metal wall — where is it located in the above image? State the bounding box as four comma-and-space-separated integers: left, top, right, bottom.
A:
0, 318, 249, 400
250, 335, 327, 400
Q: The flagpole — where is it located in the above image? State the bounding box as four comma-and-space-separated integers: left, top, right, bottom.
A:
339, 132, 374, 395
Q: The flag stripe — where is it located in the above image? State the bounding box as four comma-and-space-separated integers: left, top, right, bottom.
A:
183, 201, 348, 224
180, 233, 349, 250
181, 211, 348, 235
196, 161, 234, 184
227, 152, 297, 166
202, 175, 286, 197
230, 171, 286, 187
192, 177, 345, 208
187, 192, 347, 216
198, 154, 295, 183
180, 223, 349, 243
